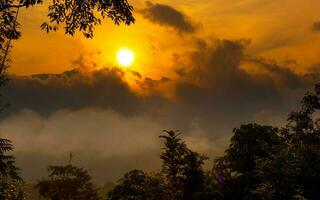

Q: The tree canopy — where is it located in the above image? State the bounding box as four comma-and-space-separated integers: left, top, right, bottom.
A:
0, 84, 319, 200
107, 170, 165, 200
36, 164, 101, 200
108, 130, 216, 200
212, 84, 320, 200
108, 84, 320, 200
0, 0, 134, 38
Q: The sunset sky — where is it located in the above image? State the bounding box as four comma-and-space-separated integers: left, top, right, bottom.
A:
1, 0, 320, 183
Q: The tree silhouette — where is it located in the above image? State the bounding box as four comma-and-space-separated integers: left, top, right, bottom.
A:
256, 146, 300, 200
108, 130, 214, 200
160, 130, 208, 200
278, 83, 320, 199
213, 124, 283, 200
36, 164, 100, 200
0, 138, 25, 200
211, 84, 320, 200
282, 83, 320, 146
107, 170, 166, 200
0, 0, 134, 38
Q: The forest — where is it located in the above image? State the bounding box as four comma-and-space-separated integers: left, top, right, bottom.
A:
1, 83, 320, 199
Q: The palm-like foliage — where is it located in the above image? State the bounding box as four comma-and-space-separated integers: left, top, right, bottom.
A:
0, 138, 25, 200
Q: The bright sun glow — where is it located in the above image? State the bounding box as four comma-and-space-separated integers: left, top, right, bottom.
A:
117, 49, 135, 67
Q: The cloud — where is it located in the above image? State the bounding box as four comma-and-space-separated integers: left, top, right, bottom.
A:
172, 39, 285, 126
0, 37, 315, 183
312, 21, 320, 32
139, 1, 198, 34
2, 67, 165, 118
3, 39, 309, 141
0, 109, 218, 183
246, 56, 304, 89
10, 38, 292, 127
1, 109, 161, 158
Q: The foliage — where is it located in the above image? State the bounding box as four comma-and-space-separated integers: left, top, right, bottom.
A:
0, 60, 318, 200
282, 83, 320, 146
0, 138, 25, 200
213, 124, 283, 200
255, 148, 300, 200
35, 164, 101, 200
107, 170, 166, 200
278, 83, 320, 199
108, 130, 215, 200
212, 84, 320, 200
0, 0, 134, 39
1, 85, 320, 200
0, 1, 134, 198
159, 130, 209, 200
0, 2, 20, 74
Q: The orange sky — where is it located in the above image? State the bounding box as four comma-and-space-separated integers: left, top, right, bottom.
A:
10, 0, 320, 77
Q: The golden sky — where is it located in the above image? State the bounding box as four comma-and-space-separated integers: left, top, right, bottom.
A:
10, 0, 320, 76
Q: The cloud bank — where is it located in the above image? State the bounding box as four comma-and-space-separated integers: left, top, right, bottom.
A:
1, 38, 318, 183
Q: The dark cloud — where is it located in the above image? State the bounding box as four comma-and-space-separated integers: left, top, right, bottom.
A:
138, 77, 171, 92
246, 57, 304, 89
173, 39, 286, 128
2, 39, 309, 138
0, 38, 314, 184
312, 21, 320, 32
2, 68, 152, 117
303, 63, 320, 84
139, 1, 198, 34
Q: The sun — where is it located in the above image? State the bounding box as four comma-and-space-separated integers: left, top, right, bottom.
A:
117, 48, 135, 67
